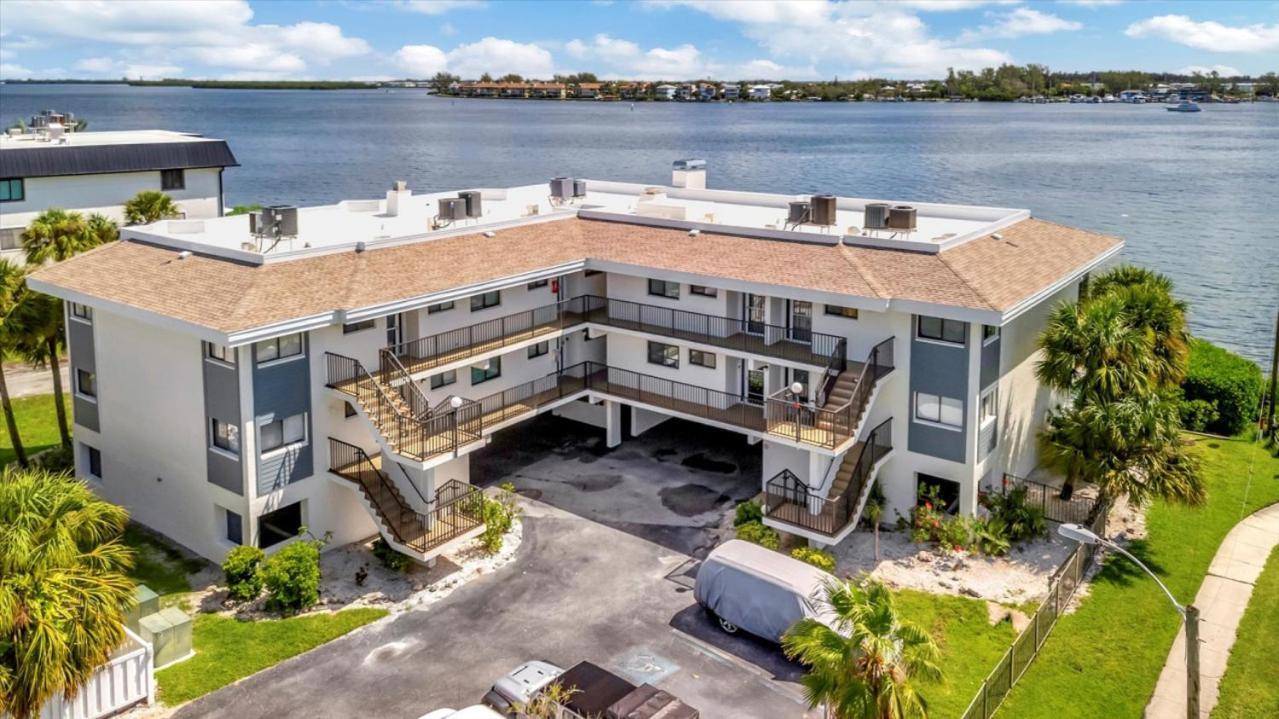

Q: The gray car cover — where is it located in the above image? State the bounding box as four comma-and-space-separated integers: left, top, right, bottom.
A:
694, 539, 835, 643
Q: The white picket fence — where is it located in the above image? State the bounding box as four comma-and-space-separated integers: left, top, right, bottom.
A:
33, 627, 154, 719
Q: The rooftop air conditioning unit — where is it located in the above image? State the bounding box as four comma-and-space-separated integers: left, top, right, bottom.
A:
863, 203, 891, 230
811, 194, 837, 225
572, 179, 587, 198
264, 205, 299, 237
458, 190, 483, 218
549, 177, 574, 201
887, 205, 917, 231
787, 200, 811, 226
437, 197, 468, 221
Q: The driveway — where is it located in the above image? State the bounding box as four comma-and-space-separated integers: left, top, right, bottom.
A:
176, 418, 812, 719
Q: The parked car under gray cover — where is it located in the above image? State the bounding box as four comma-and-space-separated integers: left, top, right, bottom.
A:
694, 539, 836, 643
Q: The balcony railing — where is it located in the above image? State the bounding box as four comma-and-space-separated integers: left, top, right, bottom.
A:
764, 418, 893, 537
384, 294, 845, 378
328, 437, 484, 555
765, 337, 894, 449
583, 361, 766, 432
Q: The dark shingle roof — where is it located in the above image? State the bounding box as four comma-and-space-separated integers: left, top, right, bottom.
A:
1, 140, 239, 178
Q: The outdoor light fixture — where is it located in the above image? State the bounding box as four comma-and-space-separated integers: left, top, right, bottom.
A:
790, 382, 804, 395
1057, 523, 1199, 718
449, 396, 463, 410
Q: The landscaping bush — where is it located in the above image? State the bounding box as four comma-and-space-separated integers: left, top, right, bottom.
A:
1178, 397, 1220, 433
733, 499, 763, 527
735, 520, 780, 550
260, 537, 323, 613
973, 517, 1011, 556
478, 482, 520, 555
790, 546, 836, 572
1181, 338, 1264, 435
983, 486, 1047, 542
371, 538, 412, 573
221, 545, 264, 601
30, 444, 75, 473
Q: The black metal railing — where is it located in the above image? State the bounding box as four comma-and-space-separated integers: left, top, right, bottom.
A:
328, 437, 484, 555
763, 417, 893, 536
766, 337, 894, 449
995, 474, 1099, 526
379, 348, 431, 420
816, 338, 848, 406
583, 361, 767, 431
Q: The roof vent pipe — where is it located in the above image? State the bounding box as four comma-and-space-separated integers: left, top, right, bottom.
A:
672, 158, 706, 190
386, 180, 410, 217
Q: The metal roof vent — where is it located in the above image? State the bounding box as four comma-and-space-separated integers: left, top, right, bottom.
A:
688, 228, 701, 237
176, 250, 192, 260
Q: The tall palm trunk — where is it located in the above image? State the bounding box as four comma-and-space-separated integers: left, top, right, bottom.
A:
0, 364, 28, 466
47, 335, 70, 447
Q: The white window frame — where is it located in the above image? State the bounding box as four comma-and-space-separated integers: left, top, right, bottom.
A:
647, 279, 680, 300
258, 412, 308, 458
688, 348, 716, 368
470, 290, 501, 312
527, 341, 550, 359
980, 385, 998, 426
913, 391, 963, 431
254, 333, 305, 366
647, 341, 679, 368
210, 417, 241, 457
430, 369, 457, 389
69, 302, 93, 323
689, 285, 717, 298
427, 301, 454, 314
204, 341, 235, 367
75, 368, 97, 402
982, 324, 1001, 346
916, 316, 966, 346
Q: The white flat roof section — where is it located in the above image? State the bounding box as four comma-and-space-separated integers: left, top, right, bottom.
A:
0, 129, 226, 150
122, 178, 1030, 265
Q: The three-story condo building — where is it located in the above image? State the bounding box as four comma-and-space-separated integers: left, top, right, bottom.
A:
28, 161, 1121, 563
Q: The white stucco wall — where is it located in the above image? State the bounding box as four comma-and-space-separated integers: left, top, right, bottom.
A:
0, 168, 223, 230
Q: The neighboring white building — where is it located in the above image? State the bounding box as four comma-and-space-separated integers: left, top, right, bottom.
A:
0, 128, 238, 261
30, 160, 1121, 563
748, 85, 772, 101
654, 85, 677, 101
721, 85, 741, 101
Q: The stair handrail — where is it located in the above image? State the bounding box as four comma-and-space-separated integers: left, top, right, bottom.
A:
816, 337, 847, 406
379, 347, 431, 420
327, 437, 423, 547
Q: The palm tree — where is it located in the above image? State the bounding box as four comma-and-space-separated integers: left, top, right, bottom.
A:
783, 578, 941, 719
0, 260, 29, 466
1037, 294, 1156, 403
21, 209, 115, 266
0, 468, 136, 719
9, 291, 71, 448
123, 191, 179, 226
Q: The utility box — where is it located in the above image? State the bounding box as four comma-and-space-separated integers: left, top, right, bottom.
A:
124, 585, 161, 633
138, 607, 193, 668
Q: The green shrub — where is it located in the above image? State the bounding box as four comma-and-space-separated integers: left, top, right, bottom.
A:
735, 520, 780, 550
974, 517, 1011, 556
984, 485, 1047, 542
478, 483, 520, 555
31, 444, 75, 473
790, 546, 836, 572
371, 538, 412, 573
1182, 339, 1264, 435
733, 500, 763, 527
1179, 398, 1220, 432
937, 515, 973, 553
222, 545, 264, 601
260, 537, 323, 613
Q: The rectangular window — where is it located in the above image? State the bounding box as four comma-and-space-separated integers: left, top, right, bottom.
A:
225, 509, 243, 545
70, 302, 93, 322
689, 285, 717, 297
528, 341, 550, 359
160, 168, 185, 191
980, 386, 998, 424
914, 392, 963, 428
259, 413, 306, 454
470, 357, 501, 385
342, 319, 375, 334
982, 324, 1000, 344
427, 301, 454, 314
344, 402, 357, 418
647, 279, 680, 299
527, 280, 549, 290
257, 502, 302, 549
205, 342, 234, 365
647, 341, 679, 368
689, 349, 716, 368
76, 368, 96, 398
211, 418, 240, 454
0, 228, 21, 251
824, 304, 859, 319
430, 369, 457, 389
917, 316, 966, 345
254, 333, 304, 364
470, 290, 501, 311
0, 178, 24, 203
83, 444, 102, 480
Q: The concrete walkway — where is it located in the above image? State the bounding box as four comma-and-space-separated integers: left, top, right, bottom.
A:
2, 362, 67, 398
1145, 502, 1279, 718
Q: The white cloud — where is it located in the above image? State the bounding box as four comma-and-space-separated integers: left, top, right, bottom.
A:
393, 37, 553, 78
393, 0, 484, 15
959, 7, 1082, 42
1059, 1, 1123, 7
897, 0, 1020, 10
0, 63, 34, 79
1126, 15, 1279, 53
563, 33, 813, 80
2, 0, 372, 78
1178, 64, 1243, 77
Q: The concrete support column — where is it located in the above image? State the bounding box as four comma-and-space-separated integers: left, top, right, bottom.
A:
957, 475, 979, 518
604, 400, 623, 448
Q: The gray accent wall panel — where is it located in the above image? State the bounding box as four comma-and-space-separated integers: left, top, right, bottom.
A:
907, 318, 969, 463
252, 340, 314, 495
67, 317, 99, 432
980, 334, 1001, 389
203, 354, 243, 495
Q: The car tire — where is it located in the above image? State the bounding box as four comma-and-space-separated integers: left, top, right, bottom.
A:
716, 616, 740, 635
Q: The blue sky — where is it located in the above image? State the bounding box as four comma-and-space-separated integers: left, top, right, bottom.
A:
1, 1, 1276, 81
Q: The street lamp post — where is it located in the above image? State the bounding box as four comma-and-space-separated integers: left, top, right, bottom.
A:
1058, 523, 1199, 719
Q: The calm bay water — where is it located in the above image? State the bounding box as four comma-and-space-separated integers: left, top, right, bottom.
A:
2, 83, 1275, 363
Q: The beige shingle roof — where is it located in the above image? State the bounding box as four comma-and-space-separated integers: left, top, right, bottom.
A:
29, 217, 1119, 335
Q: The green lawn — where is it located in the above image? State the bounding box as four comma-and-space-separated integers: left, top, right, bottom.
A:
155, 609, 389, 705
1212, 546, 1279, 718
1, 392, 70, 466
124, 524, 206, 600
999, 435, 1279, 718
894, 589, 1018, 718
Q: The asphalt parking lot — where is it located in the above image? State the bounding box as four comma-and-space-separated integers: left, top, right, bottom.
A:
175, 417, 812, 719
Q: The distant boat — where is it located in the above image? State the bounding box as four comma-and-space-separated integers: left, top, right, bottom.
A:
1167, 101, 1201, 113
